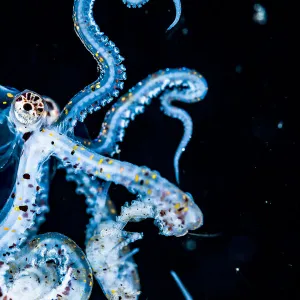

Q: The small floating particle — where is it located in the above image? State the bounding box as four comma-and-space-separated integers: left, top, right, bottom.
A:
253, 4, 267, 25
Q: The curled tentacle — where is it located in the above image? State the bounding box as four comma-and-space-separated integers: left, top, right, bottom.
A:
86, 221, 142, 299
122, 0, 182, 31
91, 68, 207, 156
167, 0, 182, 31
39, 128, 203, 237
90, 68, 207, 183
160, 92, 193, 184
56, 0, 126, 131
0, 232, 93, 300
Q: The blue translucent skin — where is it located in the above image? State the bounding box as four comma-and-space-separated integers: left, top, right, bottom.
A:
0, 85, 21, 170
123, 0, 182, 30
0, 0, 206, 298
0, 233, 93, 299
90, 68, 208, 184
0, 85, 19, 111
0, 90, 55, 238
56, 0, 182, 132
56, 0, 127, 132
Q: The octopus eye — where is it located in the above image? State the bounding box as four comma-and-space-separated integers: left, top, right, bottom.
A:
13, 91, 45, 125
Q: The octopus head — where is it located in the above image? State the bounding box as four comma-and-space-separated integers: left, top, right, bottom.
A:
9, 90, 59, 132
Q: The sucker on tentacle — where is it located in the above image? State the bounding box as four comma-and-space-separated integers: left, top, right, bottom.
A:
0, 233, 93, 300
56, 0, 126, 132
90, 68, 208, 184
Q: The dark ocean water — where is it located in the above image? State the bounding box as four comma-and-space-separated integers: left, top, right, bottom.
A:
0, 0, 296, 299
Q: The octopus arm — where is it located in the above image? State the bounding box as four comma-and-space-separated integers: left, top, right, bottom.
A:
123, 0, 182, 30
56, 0, 126, 131
0, 232, 93, 300
90, 68, 208, 183
64, 166, 113, 243
160, 92, 193, 184
41, 128, 203, 237
0, 135, 51, 259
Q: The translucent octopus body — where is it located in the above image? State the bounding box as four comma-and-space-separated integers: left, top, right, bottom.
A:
0, 0, 207, 298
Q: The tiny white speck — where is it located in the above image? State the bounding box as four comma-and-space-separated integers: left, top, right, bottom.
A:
236, 267, 240, 272
182, 28, 188, 35
277, 121, 283, 129
235, 65, 242, 73
182, 148, 185, 152
253, 4, 267, 25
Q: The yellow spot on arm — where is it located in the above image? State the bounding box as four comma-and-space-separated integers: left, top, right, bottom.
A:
174, 203, 181, 209
106, 174, 111, 179
89, 155, 94, 160
98, 158, 103, 165
108, 160, 113, 165
135, 174, 139, 182
147, 189, 152, 195
7, 93, 14, 98
152, 174, 157, 179
14, 206, 20, 211
2, 101, 7, 105
4, 227, 9, 231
